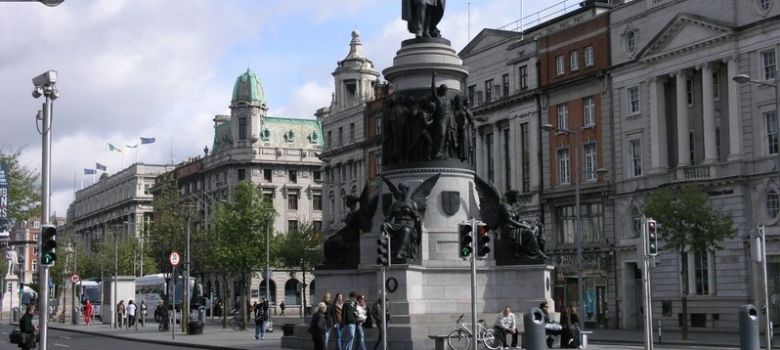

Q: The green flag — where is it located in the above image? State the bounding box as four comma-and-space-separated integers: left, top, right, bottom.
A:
108, 143, 123, 153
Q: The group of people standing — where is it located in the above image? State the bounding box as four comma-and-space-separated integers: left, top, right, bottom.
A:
309, 291, 390, 350
114, 299, 147, 329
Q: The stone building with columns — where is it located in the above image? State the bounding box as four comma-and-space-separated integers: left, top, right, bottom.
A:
317, 31, 380, 236
608, 0, 780, 331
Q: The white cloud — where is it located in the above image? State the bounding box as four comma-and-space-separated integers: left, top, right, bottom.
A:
272, 81, 332, 119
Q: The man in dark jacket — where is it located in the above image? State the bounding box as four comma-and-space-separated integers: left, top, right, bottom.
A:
19, 306, 36, 350
309, 302, 329, 350
254, 298, 269, 340
343, 291, 359, 350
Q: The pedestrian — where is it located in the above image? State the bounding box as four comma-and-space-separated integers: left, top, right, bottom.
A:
493, 304, 519, 349
322, 292, 334, 347
370, 296, 389, 350
254, 297, 269, 340
354, 294, 368, 350
561, 305, 582, 348
343, 291, 359, 350
309, 302, 329, 350
83, 300, 94, 326
117, 300, 126, 328
540, 302, 561, 348
280, 301, 286, 316
18, 305, 37, 350
331, 292, 346, 350
140, 300, 148, 327
127, 300, 137, 328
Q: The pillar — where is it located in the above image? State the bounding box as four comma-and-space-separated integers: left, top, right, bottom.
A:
676, 71, 691, 166
702, 63, 717, 163
649, 77, 668, 171
727, 57, 743, 160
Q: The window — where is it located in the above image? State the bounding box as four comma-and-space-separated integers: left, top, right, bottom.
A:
502, 74, 510, 97
556, 56, 565, 76
288, 170, 298, 183
766, 111, 779, 155
630, 139, 642, 176
375, 154, 381, 174
484, 79, 493, 103
313, 170, 322, 182
557, 104, 569, 130
263, 192, 273, 203
468, 85, 476, 106
767, 189, 780, 218
503, 128, 511, 192
486, 133, 495, 182
288, 220, 298, 233
327, 131, 332, 148
692, 252, 712, 295
349, 123, 355, 142
627, 86, 640, 114
144, 184, 151, 195
557, 148, 571, 185
584, 143, 596, 182
686, 79, 694, 106
713, 72, 720, 100
556, 203, 604, 245
284, 130, 295, 142
313, 193, 322, 211
264, 169, 273, 182
584, 46, 594, 67
570, 51, 579, 71
288, 192, 298, 210
518, 65, 528, 89
312, 221, 322, 232
689, 131, 695, 164
716, 127, 721, 158
625, 30, 637, 53
763, 49, 777, 80
338, 127, 343, 146
521, 123, 530, 193
237, 168, 246, 181
375, 116, 382, 135
238, 117, 248, 141
583, 96, 595, 126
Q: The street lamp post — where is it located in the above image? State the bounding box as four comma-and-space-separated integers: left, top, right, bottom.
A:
542, 123, 584, 329
734, 71, 779, 350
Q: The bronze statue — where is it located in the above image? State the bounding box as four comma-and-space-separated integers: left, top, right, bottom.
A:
402, 0, 446, 38
381, 174, 440, 263
430, 73, 455, 160
452, 95, 475, 162
475, 177, 548, 260
322, 185, 379, 266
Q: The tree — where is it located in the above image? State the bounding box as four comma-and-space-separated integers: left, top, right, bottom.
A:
211, 180, 274, 329
148, 173, 187, 275
274, 221, 323, 318
643, 184, 736, 339
1, 148, 41, 223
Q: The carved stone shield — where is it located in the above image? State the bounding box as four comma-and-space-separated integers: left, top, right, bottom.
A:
441, 191, 460, 216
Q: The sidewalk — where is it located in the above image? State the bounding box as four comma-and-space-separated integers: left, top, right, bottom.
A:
47, 315, 297, 350
589, 328, 773, 348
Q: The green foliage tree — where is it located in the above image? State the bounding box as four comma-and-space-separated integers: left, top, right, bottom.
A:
643, 184, 736, 339
210, 180, 275, 328
1, 149, 41, 222
148, 173, 187, 275
274, 221, 323, 317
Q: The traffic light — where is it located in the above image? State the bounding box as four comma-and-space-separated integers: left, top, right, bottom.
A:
458, 223, 473, 258
476, 224, 491, 258
646, 219, 658, 256
377, 233, 391, 267
41, 224, 57, 266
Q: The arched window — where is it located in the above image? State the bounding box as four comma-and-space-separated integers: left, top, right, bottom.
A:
259, 280, 277, 304
284, 279, 301, 305
309, 280, 316, 303
260, 128, 271, 141
284, 130, 295, 142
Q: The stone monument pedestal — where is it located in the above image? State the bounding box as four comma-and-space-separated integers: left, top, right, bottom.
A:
2, 275, 20, 315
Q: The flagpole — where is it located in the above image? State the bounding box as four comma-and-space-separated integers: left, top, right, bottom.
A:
135, 146, 139, 164
121, 147, 125, 169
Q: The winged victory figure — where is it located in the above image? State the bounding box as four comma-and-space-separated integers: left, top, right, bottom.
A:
381, 173, 441, 263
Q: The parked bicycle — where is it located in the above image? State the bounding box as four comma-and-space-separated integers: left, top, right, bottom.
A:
447, 314, 501, 350
230, 313, 245, 330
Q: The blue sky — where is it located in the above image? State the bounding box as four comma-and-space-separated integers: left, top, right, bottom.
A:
0, 0, 570, 214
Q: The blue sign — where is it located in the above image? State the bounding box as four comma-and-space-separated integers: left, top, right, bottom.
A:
0, 161, 8, 238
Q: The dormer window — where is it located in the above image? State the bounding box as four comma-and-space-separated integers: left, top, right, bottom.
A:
260, 128, 271, 142
284, 130, 295, 142
308, 131, 319, 144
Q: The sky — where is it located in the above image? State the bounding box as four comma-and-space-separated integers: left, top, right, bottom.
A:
0, 0, 571, 216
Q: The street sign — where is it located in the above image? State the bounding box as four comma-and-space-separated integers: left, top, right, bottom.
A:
70, 274, 79, 284
169, 251, 181, 266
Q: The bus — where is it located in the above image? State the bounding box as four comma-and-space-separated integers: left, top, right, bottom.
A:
135, 274, 201, 319
77, 280, 102, 319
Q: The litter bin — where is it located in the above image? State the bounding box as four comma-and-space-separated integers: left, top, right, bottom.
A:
12, 307, 19, 322
187, 321, 203, 335
739, 304, 759, 350
282, 323, 296, 336
524, 307, 546, 350
198, 306, 206, 323
72, 307, 80, 325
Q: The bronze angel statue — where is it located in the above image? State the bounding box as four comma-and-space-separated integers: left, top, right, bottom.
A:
474, 176, 548, 260
381, 174, 440, 263
323, 184, 379, 266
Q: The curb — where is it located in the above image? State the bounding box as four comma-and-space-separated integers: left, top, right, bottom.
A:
48, 325, 244, 350
591, 338, 779, 349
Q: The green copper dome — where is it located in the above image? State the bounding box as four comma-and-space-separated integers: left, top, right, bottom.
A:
231, 68, 266, 106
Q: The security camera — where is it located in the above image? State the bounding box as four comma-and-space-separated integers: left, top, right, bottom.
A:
32, 70, 58, 87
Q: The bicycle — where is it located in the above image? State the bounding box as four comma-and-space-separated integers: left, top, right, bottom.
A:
447, 314, 501, 350
230, 313, 245, 330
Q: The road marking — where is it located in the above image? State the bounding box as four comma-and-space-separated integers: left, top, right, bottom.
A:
53, 343, 71, 348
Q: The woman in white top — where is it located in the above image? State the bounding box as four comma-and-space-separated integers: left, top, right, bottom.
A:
354, 295, 368, 350
126, 300, 137, 328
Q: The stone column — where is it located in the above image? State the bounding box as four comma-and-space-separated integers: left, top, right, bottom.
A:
676, 70, 691, 166
509, 115, 520, 191
649, 76, 668, 171
493, 123, 501, 187
702, 63, 717, 163
727, 57, 743, 160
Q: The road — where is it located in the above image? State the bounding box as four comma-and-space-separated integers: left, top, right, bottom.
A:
591, 345, 739, 350
0, 324, 188, 350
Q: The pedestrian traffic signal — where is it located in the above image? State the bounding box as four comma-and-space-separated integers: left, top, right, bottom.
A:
646, 219, 658, 256
377, 233, 391, 267
41, 224, 57, 266
458, 223, 473, 258
476, 224, 491, 258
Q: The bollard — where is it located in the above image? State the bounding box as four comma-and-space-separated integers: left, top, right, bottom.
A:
198, 306, 206, 323
72, 306, 79, 325
524, 307, 546, 350
12, 307, 19, 322
739, 304, 759, 350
